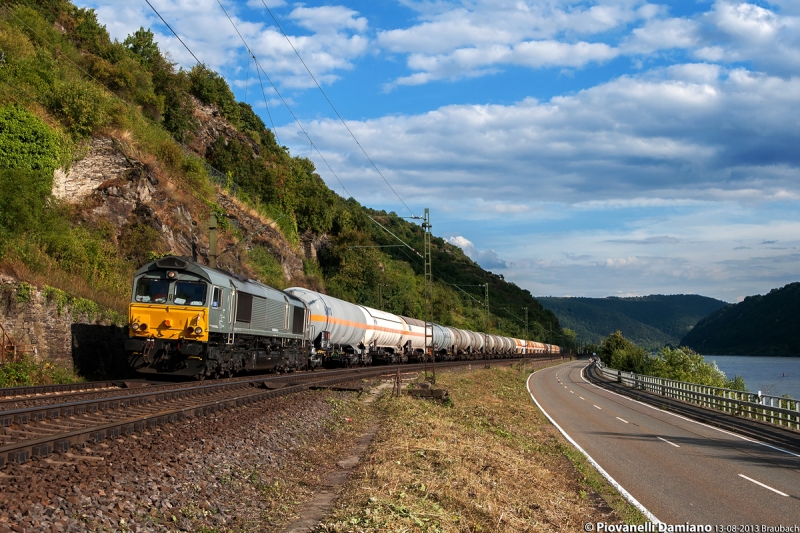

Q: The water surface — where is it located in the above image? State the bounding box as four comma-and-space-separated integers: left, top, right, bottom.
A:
702, 355, 800, 399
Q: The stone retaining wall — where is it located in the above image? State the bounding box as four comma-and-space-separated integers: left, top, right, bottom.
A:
0, 275, 129, 378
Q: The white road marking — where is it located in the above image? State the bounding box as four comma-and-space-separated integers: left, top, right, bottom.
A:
579, 397, 585, 400
657, 436, 679, 448
526, 371, 661, 525
594, 405, 602, 409
616, 417, 628, 424
738, 474, 788, 497
570, 390, 574, 394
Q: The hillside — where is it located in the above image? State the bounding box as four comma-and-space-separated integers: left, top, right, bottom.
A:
0, 0, 560, 349
681, 282, 800, 356
539, 295, 726, 351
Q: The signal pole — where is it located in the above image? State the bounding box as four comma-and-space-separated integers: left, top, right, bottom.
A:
423, 208, 435, 383
523, 306, 528, 343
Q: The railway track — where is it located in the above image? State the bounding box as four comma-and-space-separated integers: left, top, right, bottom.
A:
0, 357, 547, 468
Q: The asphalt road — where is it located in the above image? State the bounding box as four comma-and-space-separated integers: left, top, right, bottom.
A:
528, 360, 800, 527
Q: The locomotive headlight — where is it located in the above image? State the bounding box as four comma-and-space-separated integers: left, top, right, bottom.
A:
194, 327, 203, 335
131, 322, 140, 331
167, 271, 177, 279
139, 323, 148, 331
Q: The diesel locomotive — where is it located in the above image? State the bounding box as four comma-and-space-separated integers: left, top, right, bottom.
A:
125, 256, 562, 379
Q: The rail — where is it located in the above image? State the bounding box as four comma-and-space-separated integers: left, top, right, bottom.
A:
594, 361, 800, 431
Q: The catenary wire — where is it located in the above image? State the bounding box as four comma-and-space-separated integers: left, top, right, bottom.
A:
144, 0, 202, 65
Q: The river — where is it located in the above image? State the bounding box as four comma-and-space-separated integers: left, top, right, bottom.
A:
702, 355, 800, 399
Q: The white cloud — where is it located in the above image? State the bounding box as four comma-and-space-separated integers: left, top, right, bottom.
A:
448, 236, 509, 269
284, 65, 800, 210
75, 0, 370, 90
289, 6, 368, 33
623, 17, 698, 54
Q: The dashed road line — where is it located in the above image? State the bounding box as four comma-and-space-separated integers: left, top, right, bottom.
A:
594, 405, 602, 409
738, 474, 788, 497
657, 436, 680, 448
616, 417, 628, 424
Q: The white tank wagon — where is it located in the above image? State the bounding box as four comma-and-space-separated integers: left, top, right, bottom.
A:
447, 327, 469, 358
360, 306, 409, 364
399, 316, 427, 362
486, 334, 502, 357
284, 287, 374, 366
513, 338, 525, 355
432, 324, 454, 360
529, 341, 546, 355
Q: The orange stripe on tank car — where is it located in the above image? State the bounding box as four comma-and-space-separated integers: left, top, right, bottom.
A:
308, 314, 426, 337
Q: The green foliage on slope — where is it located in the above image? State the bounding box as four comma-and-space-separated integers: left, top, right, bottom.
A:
540, 295, 726, 351
0, 0, 561, 341
681, 282, 800, 356
600, 331, 746, 390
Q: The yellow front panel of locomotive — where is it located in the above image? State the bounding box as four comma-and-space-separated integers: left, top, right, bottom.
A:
128, 303, 209, 342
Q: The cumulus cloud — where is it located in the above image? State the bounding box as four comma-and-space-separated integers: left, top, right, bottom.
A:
281, 65, 800, 209
448, 236, 509, 269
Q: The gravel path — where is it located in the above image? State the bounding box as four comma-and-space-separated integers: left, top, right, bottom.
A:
0, 387, 374, 532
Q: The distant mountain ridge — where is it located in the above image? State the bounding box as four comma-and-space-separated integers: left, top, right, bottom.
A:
681, 282, 800, 356
539, 295, 727, 351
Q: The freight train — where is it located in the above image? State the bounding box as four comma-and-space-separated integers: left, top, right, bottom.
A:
124, 256, 562, 378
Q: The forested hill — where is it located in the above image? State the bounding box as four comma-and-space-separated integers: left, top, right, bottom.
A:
539, 295, 726, 351
681, 283, 800, 356
0, 0, 560, 342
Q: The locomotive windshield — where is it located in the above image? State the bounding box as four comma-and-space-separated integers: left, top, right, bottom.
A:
134, 278, 169, 303
174, 281, 207, 306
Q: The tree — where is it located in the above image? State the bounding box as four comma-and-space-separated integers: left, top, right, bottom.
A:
600, 331, 646, 372
123, 27, 161, 68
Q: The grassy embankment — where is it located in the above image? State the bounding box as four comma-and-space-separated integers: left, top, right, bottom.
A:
317, 362, 645, 532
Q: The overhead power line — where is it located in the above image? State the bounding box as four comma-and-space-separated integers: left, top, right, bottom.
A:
144, 0, 202, 65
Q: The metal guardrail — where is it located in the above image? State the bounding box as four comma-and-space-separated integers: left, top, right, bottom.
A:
595, 361, 800, 431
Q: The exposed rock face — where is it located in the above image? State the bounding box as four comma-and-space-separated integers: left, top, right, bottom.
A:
215, 195, 305, 280
300, 230, 331, 262
53, 138, 135, 203
187, 96, 260, 158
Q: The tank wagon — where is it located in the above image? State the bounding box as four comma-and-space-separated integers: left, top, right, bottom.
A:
125, 256, 562, 379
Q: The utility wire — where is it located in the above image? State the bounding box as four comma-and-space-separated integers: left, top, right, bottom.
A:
259, 0, 416, 218
252, 53, 280, 146
213, 1, 429, 255
144, 0, 202, 65
214, 0, 353, 199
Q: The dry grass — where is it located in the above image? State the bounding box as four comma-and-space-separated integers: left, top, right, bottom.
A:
316, 362, 646, 532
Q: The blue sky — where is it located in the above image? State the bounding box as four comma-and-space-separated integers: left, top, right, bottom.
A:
76, 0, 800, 302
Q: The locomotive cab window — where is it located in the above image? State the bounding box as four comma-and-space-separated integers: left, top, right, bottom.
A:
174, 281, 208, 306
134, 278, 169, 303
212, 287, 223, 308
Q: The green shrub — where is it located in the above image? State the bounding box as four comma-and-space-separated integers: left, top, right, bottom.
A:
247, 246, 285, 289
0, 104, 61, 171
188, 64, 239, 125
0, 168, 51, 233
0, 355, 81, 387
48, 76, 116, 138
